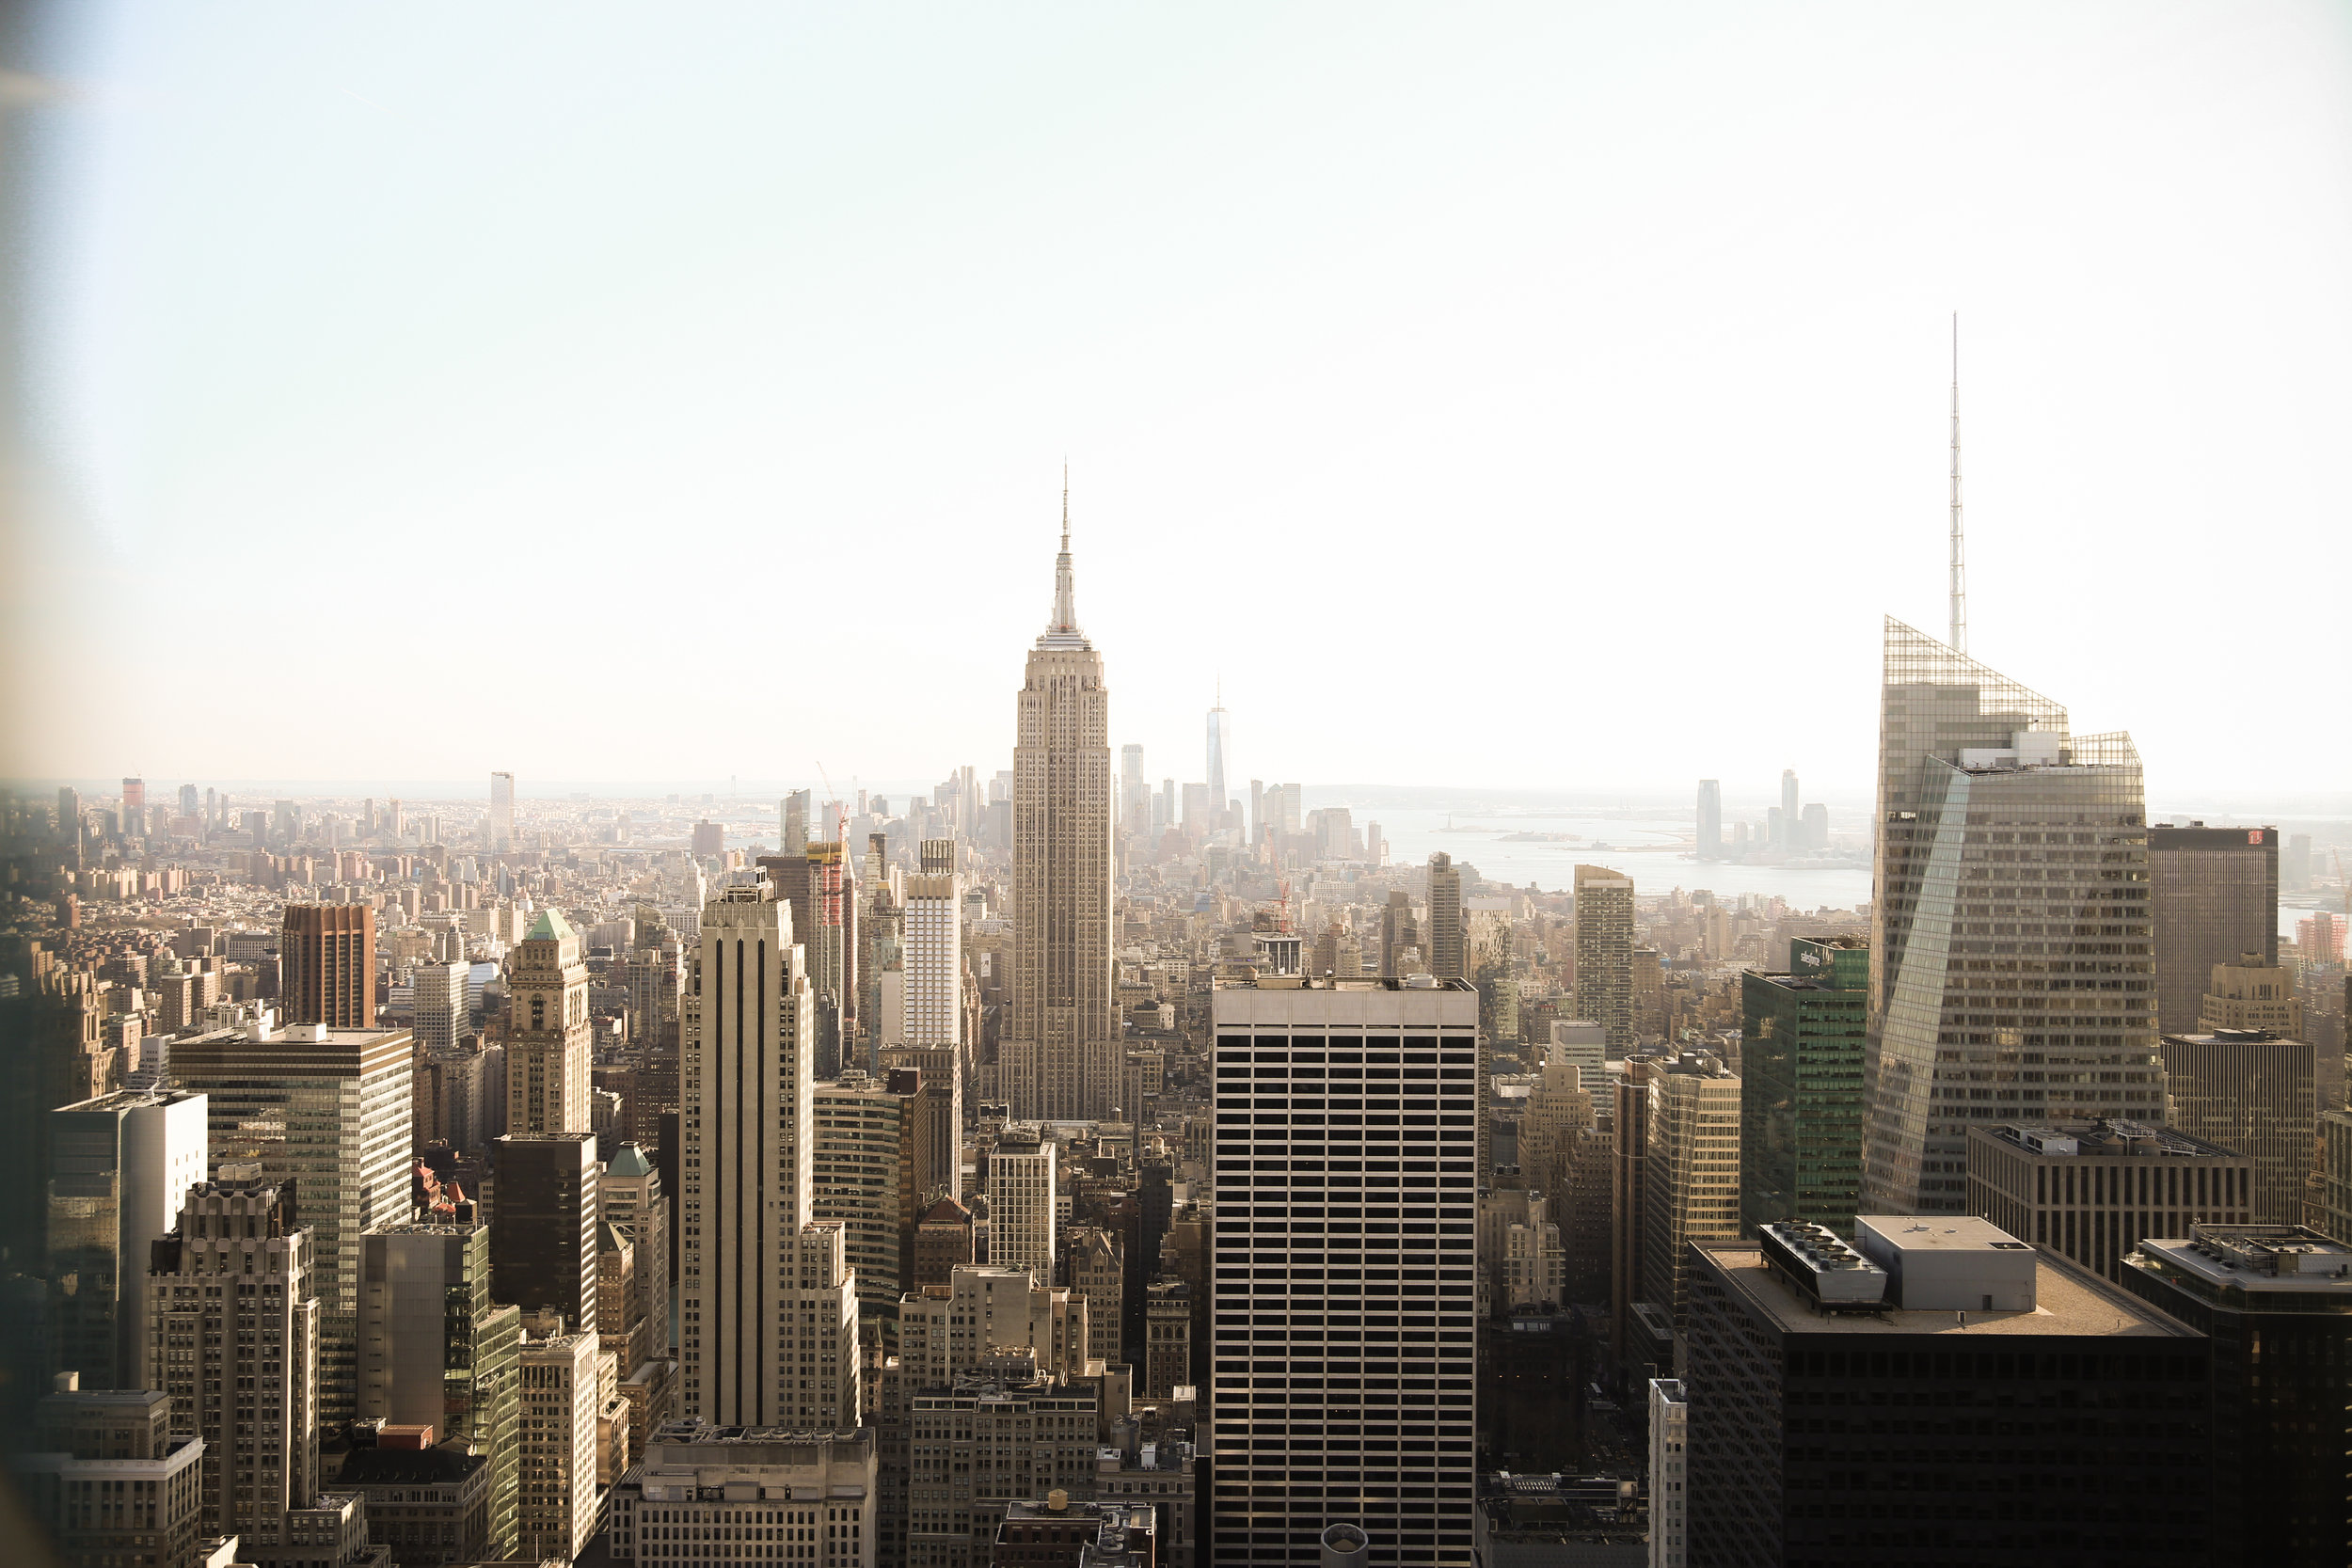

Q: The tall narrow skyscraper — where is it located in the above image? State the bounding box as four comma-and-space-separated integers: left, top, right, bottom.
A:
1206, 689, 1232, 821
505, 910, 592, 1133
1007, 484, 1116, 1121
1427, 852, 1465, 980
677, 882, 818, 1427
1862, 619, 2158, 1214
1574, 864, 1636, 1053
1780, 768, 1800, 847
489, 770, 515, 853
1120, 744, 1149, 840
1696, 779, 1722, 860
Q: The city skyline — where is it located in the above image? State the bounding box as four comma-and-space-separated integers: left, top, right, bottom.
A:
7, 9, 2352, 1567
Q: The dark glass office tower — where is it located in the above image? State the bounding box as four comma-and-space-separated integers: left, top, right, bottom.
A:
2121, 1224, 2352, 1568
1740, 937, 1868, 1237
2148, 824, 2277, 1037
1689, 1219, 2211, 1567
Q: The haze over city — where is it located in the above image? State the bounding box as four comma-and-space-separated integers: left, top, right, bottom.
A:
5, 8, 2352, 1568
7, 4, 2351, 797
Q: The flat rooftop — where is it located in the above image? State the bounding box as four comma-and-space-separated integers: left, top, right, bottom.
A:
2133, 1226, 2352, 1295
1699, 1243, 2196, 1339
1976, 1119, 2241, 1160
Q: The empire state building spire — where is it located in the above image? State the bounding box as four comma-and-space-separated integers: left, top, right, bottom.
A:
1039, 464, 1089, 649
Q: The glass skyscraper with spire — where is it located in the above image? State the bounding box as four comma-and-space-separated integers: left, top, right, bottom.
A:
1862, 618, 2161, 1214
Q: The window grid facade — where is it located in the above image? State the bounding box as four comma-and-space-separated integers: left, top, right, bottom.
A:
1210, 980, 1480, 1568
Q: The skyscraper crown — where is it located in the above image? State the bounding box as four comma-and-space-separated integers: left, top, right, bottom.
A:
1038, 469, 1090, 650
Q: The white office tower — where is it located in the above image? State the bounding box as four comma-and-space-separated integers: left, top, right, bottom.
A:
1648, 1378, 1687, 1568
1007, 490, 1118, 1121
517, 1328, 601, 1563
783, 1222, 863, 1430
985, 1128, 1057, 1286
1210, 975, 1479, 1567
44, 1088, 208, 1392
412, 958, 470, 1054
904, 840, 964, 1049
680, 883, 818, 1427
490, 770, 515, 853
148, 1174, 321, 1545
1862, 619, 2156, 1214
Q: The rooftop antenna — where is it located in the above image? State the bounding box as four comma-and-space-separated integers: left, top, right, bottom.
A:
1948, 312, 1966, 656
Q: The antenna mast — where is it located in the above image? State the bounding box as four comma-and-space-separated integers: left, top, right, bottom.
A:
1948, 312, 1966, 655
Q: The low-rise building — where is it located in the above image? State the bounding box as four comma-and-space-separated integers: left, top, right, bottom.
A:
994, 1493, 1155, 1567
606, 1421, 876, 1568
333, 1435, 489, 1568
12, 1384, 206, 1568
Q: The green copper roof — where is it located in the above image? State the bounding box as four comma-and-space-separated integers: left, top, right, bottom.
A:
607, 1144, 653, 1178
525, 909, 572, 942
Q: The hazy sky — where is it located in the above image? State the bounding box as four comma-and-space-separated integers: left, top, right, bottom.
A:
10, 3, 2350, 806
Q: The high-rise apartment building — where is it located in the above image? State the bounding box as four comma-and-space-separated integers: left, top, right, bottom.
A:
903, 840, 964, 1052
504, 910, 591, 1133
170, 1021, 412, 1428
1210, 975, 1479, 1568
1426, 853, 1464, 981
1739, 938, 1867, 1237
986, 1127, 1057, 1286
679, 883, 818, 1427
814, 1071, 917, 1323
491, 1132, 599, 1328
1688, 1218, 2210, 1567
2121, 1225, 2352, 1568
1863, 620, 2158, 1214
1779, 769, 1799, 847
489, 770, 515, 854
516, 1329, 601, 1563
1695, 780, 1722, 860
1574, 865, 1636, 1053
44, 1088, 208, 1392
2150, 824, 2277, 1037
2161, 1029, 2318, 1224
147, 1175, 322, 1545
1007, 499, 1117, 1122
1642, 1051, 1740, 1333
1963, 1119, 2253, 1282
358, 1221, 522, 1556
279, 904, 375, 1027
412, 958, 469, 1056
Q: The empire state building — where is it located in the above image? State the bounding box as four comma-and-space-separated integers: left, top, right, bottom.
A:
1006, 484, 1117, 1120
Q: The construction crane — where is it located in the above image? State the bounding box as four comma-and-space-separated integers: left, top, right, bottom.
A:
814, 760, 848, 845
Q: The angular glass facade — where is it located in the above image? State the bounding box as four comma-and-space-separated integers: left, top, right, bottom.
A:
1865, 620, 2157, 1214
